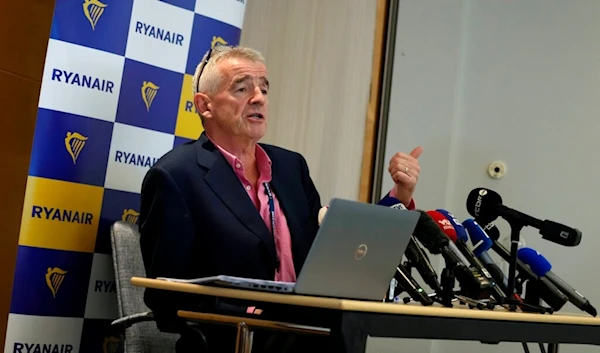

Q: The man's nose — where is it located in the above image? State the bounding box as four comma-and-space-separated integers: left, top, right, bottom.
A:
249, 87, 266, 104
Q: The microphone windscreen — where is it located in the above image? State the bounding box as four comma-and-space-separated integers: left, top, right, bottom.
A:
436, 209, 468, 242
517, 247, 552, 276
318, 206, 328, 225
426, 210, 458, 241
413, 210, 450, 254
462, 219, 493, 256
378, 195, 405, 208
466, 188, 502, 223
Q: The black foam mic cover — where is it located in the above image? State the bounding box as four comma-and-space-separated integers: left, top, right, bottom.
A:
466, 188, 503, 223
412, 210, 450, 254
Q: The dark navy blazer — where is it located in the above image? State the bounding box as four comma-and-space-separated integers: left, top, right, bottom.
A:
139, 132, 322, 323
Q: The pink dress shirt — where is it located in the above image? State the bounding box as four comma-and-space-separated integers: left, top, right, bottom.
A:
207, 136, 297, 283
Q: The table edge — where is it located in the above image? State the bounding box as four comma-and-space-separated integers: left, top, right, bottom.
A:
131, 277, 600, 326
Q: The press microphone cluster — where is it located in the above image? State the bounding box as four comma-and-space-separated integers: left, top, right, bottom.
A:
464, 219, 569, 312
412, 210, 493, 301
328, 186, 594, 316
430, 210, 507, 302
376, 197, 438, 305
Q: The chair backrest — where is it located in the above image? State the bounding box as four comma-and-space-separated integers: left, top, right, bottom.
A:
110, 220, 178, 353
110, 221, 149, 318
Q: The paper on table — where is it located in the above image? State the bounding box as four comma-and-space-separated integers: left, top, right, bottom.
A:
157, 275, 296, 288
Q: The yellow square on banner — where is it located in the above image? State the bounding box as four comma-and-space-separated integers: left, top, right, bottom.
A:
19, 176, 104, 253
175, 74, 204, 140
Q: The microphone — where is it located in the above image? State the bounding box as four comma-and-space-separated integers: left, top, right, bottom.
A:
466, 188, 582, 247
462, 219, 509, 291
518, 247, 597, 317
430, 211, 506, 301
377, 199, 441, 292
436, 209, 469, 242
411, 210, 451, 254
413, 210, 492, 300
477, 222, 569, 312
376, 195, 413, 209
425, 211, 471, 267
404, 237, 441, 291
394, 263, 434, 306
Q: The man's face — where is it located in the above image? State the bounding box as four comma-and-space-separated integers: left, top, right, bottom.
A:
197, 58, 269, 142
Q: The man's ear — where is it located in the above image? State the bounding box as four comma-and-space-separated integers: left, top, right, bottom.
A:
194, 93, 212, 120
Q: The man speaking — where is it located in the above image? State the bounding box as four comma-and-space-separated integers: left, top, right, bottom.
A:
139, 45, 422, 352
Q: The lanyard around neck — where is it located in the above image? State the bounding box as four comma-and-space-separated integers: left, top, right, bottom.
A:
263, 182, 276, 237
263, 182, 280, 271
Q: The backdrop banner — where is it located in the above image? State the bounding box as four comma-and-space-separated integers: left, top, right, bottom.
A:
3, 0, 245, 352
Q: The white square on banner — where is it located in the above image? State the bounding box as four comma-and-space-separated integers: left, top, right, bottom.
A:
4, 314, 84, 353
39, 39, 125, 123
84, 254, 119, 320
195, 0, 246, 28
104, 123, 174, 193
126, 0, 194, 73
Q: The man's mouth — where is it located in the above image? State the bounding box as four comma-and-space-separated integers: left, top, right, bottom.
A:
247, 113, 264, 120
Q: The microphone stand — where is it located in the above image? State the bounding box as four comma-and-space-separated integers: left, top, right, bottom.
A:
520, 279, 554, 314
506, 222, 524, 311
439, 268, 456, 307
503, 222, 550, 314
392, 263, 434, 306
520, 279, 555, 353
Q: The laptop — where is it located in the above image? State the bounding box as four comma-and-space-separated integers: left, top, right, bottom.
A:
160, 198, 419, 301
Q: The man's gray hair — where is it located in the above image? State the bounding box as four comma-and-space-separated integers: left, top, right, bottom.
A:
192, 45, 266, 97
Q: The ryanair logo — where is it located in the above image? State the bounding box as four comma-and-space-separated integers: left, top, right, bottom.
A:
141, 81, 159, 111
115, 150, 158, 168
135, 21, 184, 46
13, 342, 74, 353
103, 336, 121, 353
51, 68, 115, 93
65, 132, 88, 164
211, 36, 228, 48
122, 209, 139, 224
83, 0, 107, 31
32, 205, 94, 225
95, 280, 116, 293
45, 267, 67, 299
184, 100, 198, 114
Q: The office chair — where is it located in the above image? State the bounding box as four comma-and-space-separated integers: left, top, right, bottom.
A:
109, 220, 181, 352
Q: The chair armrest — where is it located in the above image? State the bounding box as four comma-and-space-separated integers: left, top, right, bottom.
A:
110, 311, 208, 351
111, 311, 156, 332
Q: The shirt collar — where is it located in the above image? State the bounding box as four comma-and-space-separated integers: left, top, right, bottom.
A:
206, 133, 272, 179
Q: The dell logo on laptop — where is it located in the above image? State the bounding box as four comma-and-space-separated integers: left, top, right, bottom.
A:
354, 244, 368, 260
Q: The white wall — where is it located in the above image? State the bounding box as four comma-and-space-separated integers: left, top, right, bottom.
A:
239, 0, 376, 205
382, 1, 600, 353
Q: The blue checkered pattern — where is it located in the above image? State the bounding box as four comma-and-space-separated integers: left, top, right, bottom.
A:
4, 0, 245, 351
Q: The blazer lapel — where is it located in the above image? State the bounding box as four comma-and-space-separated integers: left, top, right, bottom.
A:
194, 134, 277, 264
